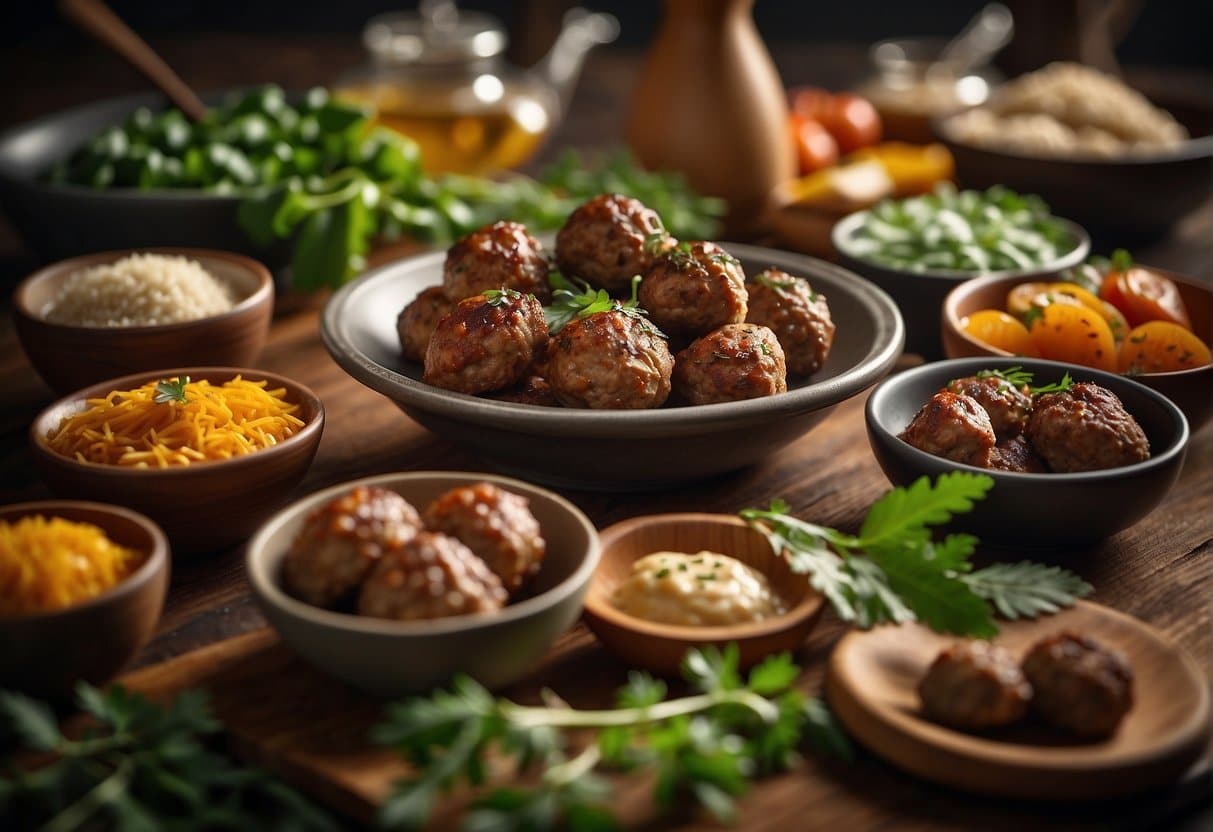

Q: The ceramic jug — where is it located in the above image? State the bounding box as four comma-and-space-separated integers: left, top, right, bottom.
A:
626, 0, 794, 236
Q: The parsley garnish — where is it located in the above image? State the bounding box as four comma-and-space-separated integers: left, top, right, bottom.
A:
741, 472, 1091, 637
1028, 371, 1074, 395
372, 645, 851, 830
0, 684, 338, 831
483, 287, 525, 307
975, 367, 1033, 388
753, 270, 797, 293
153, 376, 190, 405
543, 271, 656, 335
1021, 305, 1044, 330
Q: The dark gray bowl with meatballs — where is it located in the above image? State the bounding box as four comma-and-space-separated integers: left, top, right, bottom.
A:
245, 471, 599, 696
322, 199, 903, 492
865, 357, 1189, 547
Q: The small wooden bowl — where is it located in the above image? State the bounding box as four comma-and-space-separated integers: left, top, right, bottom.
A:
13, 247, 274, 394
30, 367, 324, 555
583, 513, 825, 676
0, 500, 169, 701
942, 266, 1213, 433
826, 601, 1211, 800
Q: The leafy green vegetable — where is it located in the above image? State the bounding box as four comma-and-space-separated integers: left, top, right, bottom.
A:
47, 86, 726, 291
741, 473, 1091, 637
152, 376, 190, 405
544, 272, 654, 335
0, 683, 339, 832
849, 184, 1077, 274
372, 646, 849, 831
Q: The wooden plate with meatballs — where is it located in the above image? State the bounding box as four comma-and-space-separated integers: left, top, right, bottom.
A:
321, 194, 904, 491
825, 601, 1211, 801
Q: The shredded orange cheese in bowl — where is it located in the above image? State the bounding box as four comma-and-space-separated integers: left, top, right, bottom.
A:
45, 375, 306, 468
0, 515, 146, 614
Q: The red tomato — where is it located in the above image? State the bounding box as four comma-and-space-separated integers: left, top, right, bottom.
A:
789, 88, 882, 154
789, 114, 839, 175
1100, 267, 1192, 330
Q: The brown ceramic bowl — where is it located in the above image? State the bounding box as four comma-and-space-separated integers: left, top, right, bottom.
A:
29, 367, 324, 555
0, 500, 169, 701
246, 471, 600, 697
942, 267, 1213, 433
583, 513, 826, 676
13, 247, 274, 394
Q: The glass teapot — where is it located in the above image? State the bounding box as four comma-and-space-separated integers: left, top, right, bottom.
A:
335, 1, 618, 175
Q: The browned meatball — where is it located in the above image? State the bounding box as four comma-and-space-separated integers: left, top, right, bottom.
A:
745, 269, 835, 376
398, 286, 453, 364
673, 324, 787, 405
918, 641, 1032, 730
443, 221, 551, 303
555, 193, 674, 291
900, 391, 997, 468
945, 375, 1033, 441
423, 483, 546, 594
424, 290, 549, 395
1022, 631, 1134, 739
990, 435, 1048, 473
283, 486, 422, 608
548, 310, 674, 409
489, 375, 560, 407
638, 241, 748, 339
1026, 383, 1150, 473
357, 531, 507, 621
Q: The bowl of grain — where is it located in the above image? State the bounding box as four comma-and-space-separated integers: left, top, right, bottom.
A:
13, 247, 273, 393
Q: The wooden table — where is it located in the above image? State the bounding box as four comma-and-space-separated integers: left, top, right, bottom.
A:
2, 37, 1211, 831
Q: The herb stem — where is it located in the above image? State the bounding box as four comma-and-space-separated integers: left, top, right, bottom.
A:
543, 743, 602, 788
502, 688, 779, 729
40, 755, 133, 832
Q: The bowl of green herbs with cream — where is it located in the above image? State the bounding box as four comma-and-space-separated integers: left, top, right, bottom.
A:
832, 185, 1089, 358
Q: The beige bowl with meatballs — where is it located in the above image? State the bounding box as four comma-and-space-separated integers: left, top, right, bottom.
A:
245, 471, 599, 696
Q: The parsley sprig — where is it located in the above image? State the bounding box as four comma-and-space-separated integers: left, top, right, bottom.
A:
543, 272, 654, 335
742, 473, 1091, 638
153, 376, 190, 405
0, 683, 339, 832
973, 366, 1074, 395
372, 645, 849, 831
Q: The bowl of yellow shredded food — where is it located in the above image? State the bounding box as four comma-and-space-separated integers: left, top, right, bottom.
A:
30, 367, 325, 554
0, 500, 168, 700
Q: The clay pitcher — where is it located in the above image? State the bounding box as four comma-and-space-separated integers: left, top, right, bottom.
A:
626, 0, 793, 236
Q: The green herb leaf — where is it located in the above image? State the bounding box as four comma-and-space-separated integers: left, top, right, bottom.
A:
0, 690, 62, 752
974, 366, 1033, 388
857, 472, 994, 550
1028, 372, 1074, 396
961, 561, 1092, 618
746, 653, 799, 696
153, 376, 190, 405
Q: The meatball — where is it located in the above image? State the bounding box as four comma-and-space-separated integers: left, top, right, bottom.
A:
398, 286, 453, 364
638, 241, 748, 339
899, 391, 997, 468
283, 486, 422, 608
357, 531, 507, 621
424, 290, 549, 395
745, 269, 835, 376
424, 483, 546, 593
443, 221, 551, 303
1026, 382, 1150, 472
548, 310, 674, 409
990, 435, 1048, 473
489, 375, 560, 407
555, 193, 674, 291
918, 641, 1032, 730
673, 324, 787, 405
1022, 631, 1134, 739
945, 375, 1033, 441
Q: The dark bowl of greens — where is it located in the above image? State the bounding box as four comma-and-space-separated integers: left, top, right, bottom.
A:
832, 186, 1090, 359
0, 86, 723, 289
322, 242, 903, 492
865, 357, 1188, 548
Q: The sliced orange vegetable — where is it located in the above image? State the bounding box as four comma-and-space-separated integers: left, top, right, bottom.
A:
1028, 302, 1117, 372
1006, 282, 1052, 318
1117, 321, 1212, 374
1042, 282, 1130, 343
1100, 267, 1191, 330
847, 142, 955, 196
962, 309, 1039, 356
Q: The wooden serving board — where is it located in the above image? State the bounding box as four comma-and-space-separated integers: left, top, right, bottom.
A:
116, 621, 1213, 831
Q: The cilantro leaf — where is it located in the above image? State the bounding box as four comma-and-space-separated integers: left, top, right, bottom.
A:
153, 376, 190, 405
746, 653, 799, 696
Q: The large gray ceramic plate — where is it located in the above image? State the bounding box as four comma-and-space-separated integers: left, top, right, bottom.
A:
322, 243, 904, 491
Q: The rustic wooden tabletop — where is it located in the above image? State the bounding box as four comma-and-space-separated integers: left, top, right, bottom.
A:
1, 35, 1210, 831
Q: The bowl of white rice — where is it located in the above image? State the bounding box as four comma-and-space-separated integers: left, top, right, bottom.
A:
13, 247, 274, 393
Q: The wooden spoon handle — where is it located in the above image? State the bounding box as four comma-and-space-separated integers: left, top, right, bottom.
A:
57, 0, 207, 122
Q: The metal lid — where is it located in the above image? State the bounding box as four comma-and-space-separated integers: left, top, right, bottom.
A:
363, 5, 508, 66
